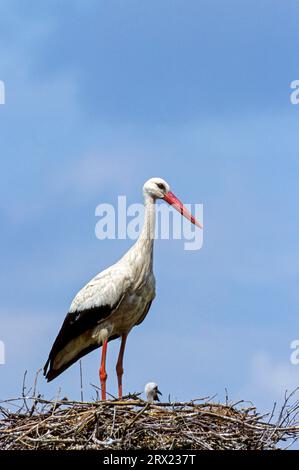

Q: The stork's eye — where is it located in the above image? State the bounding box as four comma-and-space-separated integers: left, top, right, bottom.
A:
157, 183, 165, 191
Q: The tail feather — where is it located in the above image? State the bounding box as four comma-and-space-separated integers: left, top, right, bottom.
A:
43, 305, 117, 382
44, 342, 99, 382
43, 334, 120, 382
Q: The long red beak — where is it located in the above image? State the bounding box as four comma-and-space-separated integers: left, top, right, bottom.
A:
163, 191, 203, 229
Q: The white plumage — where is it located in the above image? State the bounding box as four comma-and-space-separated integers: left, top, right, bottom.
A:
145, 382, 162, 403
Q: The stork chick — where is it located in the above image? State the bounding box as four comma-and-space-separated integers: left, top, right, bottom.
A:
145, 382, 162, 403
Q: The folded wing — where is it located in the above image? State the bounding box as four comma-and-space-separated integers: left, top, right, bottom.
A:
44, 266, 131, 381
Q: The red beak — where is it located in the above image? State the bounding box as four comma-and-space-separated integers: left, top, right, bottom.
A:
163, 191, 203, 229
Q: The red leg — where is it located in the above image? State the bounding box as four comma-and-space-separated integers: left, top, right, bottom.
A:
99, 339, 108, 400
116, 334, 127, 398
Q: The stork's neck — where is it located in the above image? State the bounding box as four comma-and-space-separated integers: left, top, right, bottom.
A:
139, 194, 156, 244
129, 194, 156, 271
123, 193, 156, 274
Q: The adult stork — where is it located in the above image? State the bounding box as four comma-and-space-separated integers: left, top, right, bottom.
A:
44, 177, 202, 400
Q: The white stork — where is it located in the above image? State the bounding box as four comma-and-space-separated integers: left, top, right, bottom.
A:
145, 382, 162, 403
44, 177, 202, 400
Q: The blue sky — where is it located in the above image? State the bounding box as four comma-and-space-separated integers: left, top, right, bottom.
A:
1, 0, 299, 428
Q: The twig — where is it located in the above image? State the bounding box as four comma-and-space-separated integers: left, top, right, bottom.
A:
79, 361, 84, 402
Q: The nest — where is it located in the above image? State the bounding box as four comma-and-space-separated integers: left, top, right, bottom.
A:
1, 389, 299, 450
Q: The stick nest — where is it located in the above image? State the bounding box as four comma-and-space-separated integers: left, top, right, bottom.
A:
1, 390, 299, 450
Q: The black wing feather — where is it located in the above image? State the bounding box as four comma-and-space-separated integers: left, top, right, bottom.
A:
43, 304, 116, 382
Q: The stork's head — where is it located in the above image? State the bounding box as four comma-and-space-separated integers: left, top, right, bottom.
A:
143, 177, 170, 199
143, 177, 203, 229
145, 382, 162, 403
